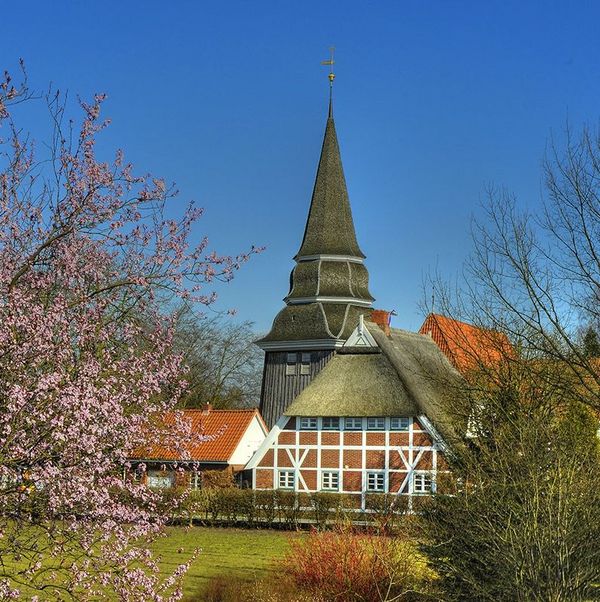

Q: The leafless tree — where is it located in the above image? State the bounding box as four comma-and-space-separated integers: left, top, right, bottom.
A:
173, 305, 263, 409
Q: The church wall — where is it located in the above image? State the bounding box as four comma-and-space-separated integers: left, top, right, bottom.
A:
259, 350, 334, 428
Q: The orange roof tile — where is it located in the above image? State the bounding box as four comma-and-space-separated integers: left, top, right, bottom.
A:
130, 408, 266, 463
419, 313, 513, 374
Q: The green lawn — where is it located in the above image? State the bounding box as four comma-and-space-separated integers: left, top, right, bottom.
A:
152, 527, 300, 601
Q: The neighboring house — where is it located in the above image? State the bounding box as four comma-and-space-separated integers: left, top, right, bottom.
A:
419, 312, 513, 374
130, 407, 268, 488
248, 95, 463, 507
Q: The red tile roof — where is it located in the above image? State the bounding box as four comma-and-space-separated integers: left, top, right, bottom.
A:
419, 313, 513, 374
130, 408, 266, 463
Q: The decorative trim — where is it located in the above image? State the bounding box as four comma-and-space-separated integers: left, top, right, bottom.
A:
285, 296, 372, 306
296, 254, 365, 264
256, 338, 346, 351
344, 315, 378, 348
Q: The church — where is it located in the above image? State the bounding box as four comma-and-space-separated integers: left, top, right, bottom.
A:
247, 90, 463, 508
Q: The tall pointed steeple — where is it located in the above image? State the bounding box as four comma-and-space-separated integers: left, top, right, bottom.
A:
295, 104, 365, 260
258, 101, 374, 350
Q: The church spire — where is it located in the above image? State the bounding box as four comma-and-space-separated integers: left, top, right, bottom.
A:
295, 95, 365, 260
258, 87, 373, 351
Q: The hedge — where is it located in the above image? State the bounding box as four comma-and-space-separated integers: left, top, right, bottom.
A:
159, 488, 409, 530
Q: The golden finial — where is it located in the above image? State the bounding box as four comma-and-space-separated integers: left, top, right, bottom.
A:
321, 46, 336, 88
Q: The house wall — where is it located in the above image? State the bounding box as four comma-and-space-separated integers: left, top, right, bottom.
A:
229, 415, 268, 466
259, 350, 334, 428
252, 415, 448, 509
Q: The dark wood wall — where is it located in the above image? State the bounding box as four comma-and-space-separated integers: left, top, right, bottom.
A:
259, 350, 334, 428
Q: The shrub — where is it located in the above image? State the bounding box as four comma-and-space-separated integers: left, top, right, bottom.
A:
283, 524, 437, 601
201, 469, 236, 489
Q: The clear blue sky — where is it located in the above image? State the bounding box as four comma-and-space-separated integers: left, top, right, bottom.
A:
3, 1, 600, 333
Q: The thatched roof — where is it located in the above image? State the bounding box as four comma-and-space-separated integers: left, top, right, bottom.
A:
285, 351, 418, 416
285, 321, 463, 443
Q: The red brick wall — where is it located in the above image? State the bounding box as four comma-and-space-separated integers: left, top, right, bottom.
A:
415, 450, 433, 469
277, 449, 292, 467
321, 432, 340, 445
343, 471, 362, 491
389, 471, 408, 493
366, 433, 385, 446
365, 450, 385, 469
389, 433, 410, 446
413, 432, 432, 446
278, 431, 295, 445
388, 450, 406, 469
255, 469, 273, 489
320, 449, 340, 468
299, 432, 317, 445
302, 449, 317, 466
258, 449, 274, 467
343, 449, 362, 468
301, 470, 317, 490
343, 432, 362, 446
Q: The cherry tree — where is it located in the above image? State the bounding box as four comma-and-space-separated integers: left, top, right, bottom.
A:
0, 64, 256, 600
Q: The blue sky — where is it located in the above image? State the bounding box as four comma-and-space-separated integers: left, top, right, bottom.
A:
3, 1, 600, 332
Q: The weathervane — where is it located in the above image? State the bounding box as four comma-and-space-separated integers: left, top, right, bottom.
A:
321, 46, 335, 116
321, 46, 336, 88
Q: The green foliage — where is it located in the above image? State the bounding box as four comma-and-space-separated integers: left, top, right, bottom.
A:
421, 393, 600, 602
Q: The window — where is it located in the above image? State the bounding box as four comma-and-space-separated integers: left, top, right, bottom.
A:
322, 417, 340, 430
413, 472, 433, 494
300, 352, 311, 375
390, 417, 410, 431
366, 472, 385, 492
344, 417, 363, 431
146, 471, 174, 489
321, 471, 339, 491
278, 470, 295, 489
285, 353, 297, 376
367, 417, 385, 430
299, 417, 317, 430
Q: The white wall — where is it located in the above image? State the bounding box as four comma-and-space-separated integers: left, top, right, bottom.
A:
230, 416, 267, 466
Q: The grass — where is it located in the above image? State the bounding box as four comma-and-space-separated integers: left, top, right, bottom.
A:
152, 526, 300, 601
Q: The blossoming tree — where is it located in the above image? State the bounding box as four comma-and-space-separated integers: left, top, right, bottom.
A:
0, 65, 256, 600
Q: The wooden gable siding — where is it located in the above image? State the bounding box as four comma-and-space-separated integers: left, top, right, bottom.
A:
259, 350, 334, 428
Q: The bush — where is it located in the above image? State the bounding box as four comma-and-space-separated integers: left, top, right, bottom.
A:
283, 524, 437, 601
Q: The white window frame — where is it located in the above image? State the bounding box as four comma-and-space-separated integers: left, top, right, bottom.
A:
367, 417, 385, 430
278, 470, 295, 490
413, 472, 433, 494
299, 417, 317, 430
366, 471, 385, 492
390, 417, 410, 431
344, 417, 363, 431
321, 471, 339, 491
322, 417, 340, 430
